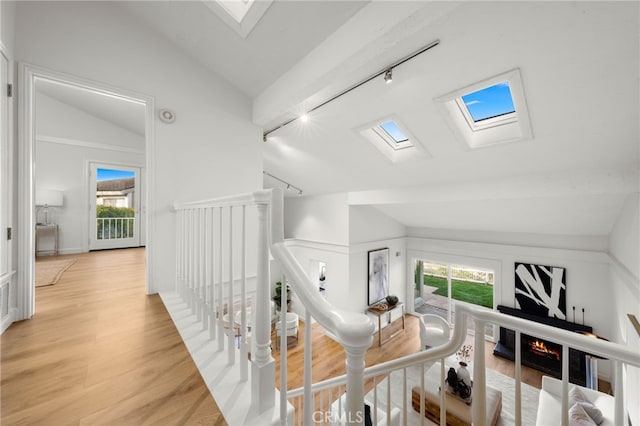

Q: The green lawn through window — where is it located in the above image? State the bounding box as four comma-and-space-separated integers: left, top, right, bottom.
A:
423, 275, 493, 309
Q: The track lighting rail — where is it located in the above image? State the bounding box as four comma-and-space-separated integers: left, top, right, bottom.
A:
263, 39, 440, 141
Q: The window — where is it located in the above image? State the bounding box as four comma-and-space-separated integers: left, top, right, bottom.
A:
356, 116, 428, 162
373, 120, 413, 150
435, 68, 532, 149
415, 259, 496, 339
458, 82, 517, 130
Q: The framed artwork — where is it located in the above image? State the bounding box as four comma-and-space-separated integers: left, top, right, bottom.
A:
514, 262, 566, 320
368, 248, 389, 306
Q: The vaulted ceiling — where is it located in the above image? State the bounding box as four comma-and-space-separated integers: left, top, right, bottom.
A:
42, 1, 640, 237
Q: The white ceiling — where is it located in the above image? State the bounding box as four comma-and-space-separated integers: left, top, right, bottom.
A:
40, 1, 639, 237
36, 78, 146, 136
117, 0, 368, 98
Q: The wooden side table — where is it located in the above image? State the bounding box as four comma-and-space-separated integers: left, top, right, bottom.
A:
367, 302, 405, 346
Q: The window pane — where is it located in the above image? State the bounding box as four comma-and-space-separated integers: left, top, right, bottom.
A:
461, 82, 515, 122
380, 120, 409, 143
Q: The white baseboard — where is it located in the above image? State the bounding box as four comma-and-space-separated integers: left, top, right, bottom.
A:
1, 308, 18, 334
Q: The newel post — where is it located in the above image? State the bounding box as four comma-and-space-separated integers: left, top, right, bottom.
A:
251, 202, 275, 413
343, 342, 370, 425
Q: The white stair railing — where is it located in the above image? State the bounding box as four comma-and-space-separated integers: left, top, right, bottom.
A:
175, 189, 640, 426
288, 304, 640, 426
174, 189, 374, 424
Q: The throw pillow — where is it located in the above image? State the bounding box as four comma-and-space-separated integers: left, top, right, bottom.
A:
569, 403, 597, 426
569, 386, 604, 424
576, 401, 604, 425
569, 386, 587, 405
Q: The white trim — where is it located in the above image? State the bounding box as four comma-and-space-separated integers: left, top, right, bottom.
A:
18, 63, 156, 321
36, 134, 145, 154
0, 45, 15, 333
1, 307, 18, 334
284, 238, 350, 255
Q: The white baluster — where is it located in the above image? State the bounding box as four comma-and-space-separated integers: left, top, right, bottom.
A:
202, 208, 209, 330
209, 207, 216, 340
217, 207, 224, 351
227, 206, 235, 365
515, 330, 522, 426
561, 344, 569, 426
472, 319, 487, 426
239, 205, 248, 381
304, 307, 312, 425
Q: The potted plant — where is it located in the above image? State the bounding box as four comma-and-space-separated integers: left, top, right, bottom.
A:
273, 281, 291, 312
385, 295, 399, 307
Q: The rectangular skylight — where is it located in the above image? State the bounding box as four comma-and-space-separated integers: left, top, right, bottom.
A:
380, 120, 409, 143
461, 82, 515, 122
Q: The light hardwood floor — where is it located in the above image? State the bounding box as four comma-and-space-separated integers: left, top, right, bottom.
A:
3, 249, 553, 426
1, 248, 225, 425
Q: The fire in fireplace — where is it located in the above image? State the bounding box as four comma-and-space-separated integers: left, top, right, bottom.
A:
529, 339, 561, 361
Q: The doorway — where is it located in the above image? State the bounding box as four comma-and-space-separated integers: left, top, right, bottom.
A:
18, 64, 154, 321
414, 259, 496, 339
89, 163, 142, 250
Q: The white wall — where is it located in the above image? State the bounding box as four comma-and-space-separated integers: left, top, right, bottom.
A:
284, 193, 349, 245
15, 1, 262, 292
608, 193, 640, 425
349, 205, 406, 244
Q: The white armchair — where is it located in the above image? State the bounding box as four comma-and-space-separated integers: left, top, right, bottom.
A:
419, 314, 451, 350
275, 312, 299, 348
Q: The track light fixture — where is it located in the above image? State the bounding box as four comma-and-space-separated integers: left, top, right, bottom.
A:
263, 171, 303, 196
262, 39, 439, 141
384, 69, 393, 84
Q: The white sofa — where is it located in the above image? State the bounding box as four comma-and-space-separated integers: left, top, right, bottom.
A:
536, 376, 615, 426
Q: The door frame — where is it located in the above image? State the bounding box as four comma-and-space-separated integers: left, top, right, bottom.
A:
89, 162, 143, 251
18, 63, 156, 320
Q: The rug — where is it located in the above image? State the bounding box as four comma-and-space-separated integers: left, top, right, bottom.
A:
368, 360, 539, 426
35, 258, 78, 287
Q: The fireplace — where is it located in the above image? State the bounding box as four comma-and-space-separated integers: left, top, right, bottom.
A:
493, 305, 592, 386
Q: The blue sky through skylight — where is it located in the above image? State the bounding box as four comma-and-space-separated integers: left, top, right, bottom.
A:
380, 120, 409, 143
97, 168, 135, 182
461, 82, 515, 122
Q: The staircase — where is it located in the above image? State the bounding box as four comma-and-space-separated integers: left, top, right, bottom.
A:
165, 189, 640, 426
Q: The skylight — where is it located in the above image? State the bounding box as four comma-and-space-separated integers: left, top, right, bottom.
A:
379, 120, 409, 143
435, 68, 532, 149
461, 82, 515, 122
203, 0, 273, 38
373, 119, 413, 150
356, 116, 429, 163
